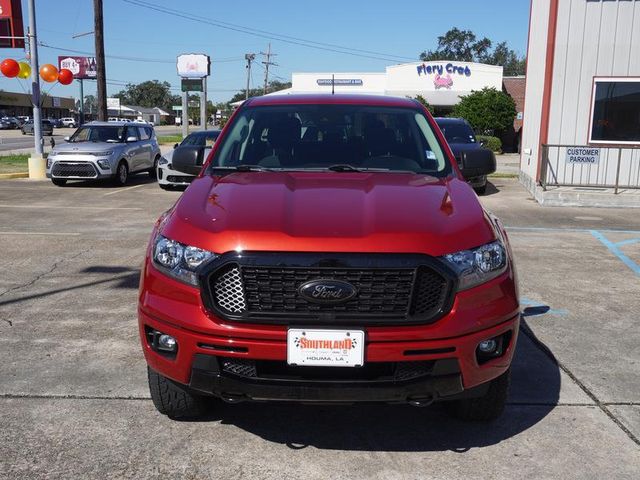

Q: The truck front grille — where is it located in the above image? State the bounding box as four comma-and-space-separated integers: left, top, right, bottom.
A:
52, 162, 98, 178
203, 253, 454, 325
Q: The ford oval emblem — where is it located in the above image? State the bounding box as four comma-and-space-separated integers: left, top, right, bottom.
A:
298, 279, 357, 304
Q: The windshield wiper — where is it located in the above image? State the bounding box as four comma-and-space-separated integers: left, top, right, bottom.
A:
211, 165, 272, 173
326, 164, 393, 173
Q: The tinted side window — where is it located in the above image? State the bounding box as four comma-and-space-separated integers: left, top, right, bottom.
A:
126, 126, 139, 140
138, 127, 150, 140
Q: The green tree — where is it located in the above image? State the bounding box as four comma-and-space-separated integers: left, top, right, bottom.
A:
411, 95, 434, 114
75, 94, 97, 114
114, 80, 178, 111
420, 28, 525, 76
228, 80, 292, 104
451, 87, 516, 136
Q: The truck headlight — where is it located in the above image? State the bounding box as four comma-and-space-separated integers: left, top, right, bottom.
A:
152, 235, 216, 286
442, 240, 507, 290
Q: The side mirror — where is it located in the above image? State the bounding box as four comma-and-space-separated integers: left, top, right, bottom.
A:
173, 143, 178, 149
172, 145, 206, 175
63, 136, 70, 142
126, 136, 137, 142
479, 140, 485, 147
459, 149, 496, 179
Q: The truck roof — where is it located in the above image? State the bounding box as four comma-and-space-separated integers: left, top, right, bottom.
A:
246, 93, 421, 108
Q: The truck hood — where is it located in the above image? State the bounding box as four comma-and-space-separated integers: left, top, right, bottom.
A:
163, 172, 495, 256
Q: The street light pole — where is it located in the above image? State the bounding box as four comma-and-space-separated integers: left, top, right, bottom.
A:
27, 0, 42, 157
93, 0, 107, 121
26, 0, 46, 180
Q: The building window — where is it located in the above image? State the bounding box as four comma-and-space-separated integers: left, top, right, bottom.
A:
590, 77, 640, 145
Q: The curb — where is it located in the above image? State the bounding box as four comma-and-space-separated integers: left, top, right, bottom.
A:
0, 172, 29, 179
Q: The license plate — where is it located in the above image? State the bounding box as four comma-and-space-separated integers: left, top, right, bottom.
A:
287, 329, 364, 367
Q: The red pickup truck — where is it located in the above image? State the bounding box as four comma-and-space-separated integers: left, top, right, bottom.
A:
139, 94, 519, 421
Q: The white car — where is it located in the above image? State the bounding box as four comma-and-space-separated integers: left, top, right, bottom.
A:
60, 117, 77, 128
157, 130, 220, 190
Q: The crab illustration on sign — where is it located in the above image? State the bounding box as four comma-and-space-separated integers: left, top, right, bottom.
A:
434, 74, 453, 89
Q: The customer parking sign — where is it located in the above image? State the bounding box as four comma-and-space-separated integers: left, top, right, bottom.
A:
566, 147, 600, 165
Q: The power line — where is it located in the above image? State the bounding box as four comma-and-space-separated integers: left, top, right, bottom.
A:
122, 0, 416, 63
39, 42, 244, 64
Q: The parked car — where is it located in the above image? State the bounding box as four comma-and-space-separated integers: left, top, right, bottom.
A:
17, 115, 30, 125
1, 116, 20, 129
435, 117, 493, 194
157, 130, 220, 190
45, 121, 161, 186
139, 94, 512, 422
46, 118, 62, 128
60, 117, 77, 128
22, 119, 53, 136
0, 119, 12, 130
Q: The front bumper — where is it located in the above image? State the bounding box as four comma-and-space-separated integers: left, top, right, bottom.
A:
139, 306, 519, 404
157, 163, 195, 186
46, 156, 114, 180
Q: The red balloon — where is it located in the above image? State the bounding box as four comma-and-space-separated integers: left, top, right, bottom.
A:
57, 68, 73, 85
0, 59, 20, 78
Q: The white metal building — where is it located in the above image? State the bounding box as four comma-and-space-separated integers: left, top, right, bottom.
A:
521, 0, 640, 205
269, 61, 503, 109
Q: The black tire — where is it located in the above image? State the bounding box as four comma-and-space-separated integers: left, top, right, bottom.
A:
113, 161, 128, 186
445, 368, 510, 421
147, 367, 207, 419
51, 178, 67, 186
148, 155, 160, 179
21, 130, 25, 135
474, 184, 487, 195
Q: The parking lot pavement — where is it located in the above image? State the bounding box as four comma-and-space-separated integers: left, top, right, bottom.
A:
1, 177, 639, 479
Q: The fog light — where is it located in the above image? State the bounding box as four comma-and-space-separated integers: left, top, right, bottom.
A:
158, 334, 177, 352
478, 339, 498, 353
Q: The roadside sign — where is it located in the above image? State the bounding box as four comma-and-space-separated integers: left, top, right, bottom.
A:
0, 0, 24, 48
177, 54, 210, 78
107, 97, 120, 109
57, 56, 97, 79
181, 78, 203, 92
566, 147, 600, 165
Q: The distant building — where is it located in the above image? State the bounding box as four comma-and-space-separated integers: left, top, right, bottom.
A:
0, 91, 74, 118
521, 0, 640, 205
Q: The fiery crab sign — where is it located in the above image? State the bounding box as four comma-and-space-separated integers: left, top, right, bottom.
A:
176, 54, 210, 79
57, 56, 97, 80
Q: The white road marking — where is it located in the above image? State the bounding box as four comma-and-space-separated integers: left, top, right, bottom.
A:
102, 184, 147, 196
0, 204, 142, 210
0, 231, 82, 236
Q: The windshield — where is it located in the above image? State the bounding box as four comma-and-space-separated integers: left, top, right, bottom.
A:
181, 131, 220, 147
438, 122, 476, 144
69, 126, 125, 143
208, 104, 451, 176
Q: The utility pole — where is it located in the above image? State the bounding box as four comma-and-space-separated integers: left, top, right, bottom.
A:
26, 0, 42, 159
244, 53, 255, 101
260, 43, 277, 95
93, 0, 107, 121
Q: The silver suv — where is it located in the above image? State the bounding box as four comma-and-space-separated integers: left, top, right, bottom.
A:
46, 121, 161, 186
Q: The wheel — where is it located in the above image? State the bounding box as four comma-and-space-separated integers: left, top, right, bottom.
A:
445, 368, 510, 421
474, 184, 487, 195
148, 155, 160, 179
51, 178, 67, 186
21, 130, 25, 135
147, 367, 207, 419
113, 161, 128, 186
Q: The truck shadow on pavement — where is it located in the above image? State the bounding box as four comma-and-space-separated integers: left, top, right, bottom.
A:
190, 316, 561, 452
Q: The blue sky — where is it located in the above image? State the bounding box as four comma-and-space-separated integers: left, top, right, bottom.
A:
0, 0, 530, 103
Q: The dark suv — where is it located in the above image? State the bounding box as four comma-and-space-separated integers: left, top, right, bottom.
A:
435, 118, 492, 194
22, 119, 54, 136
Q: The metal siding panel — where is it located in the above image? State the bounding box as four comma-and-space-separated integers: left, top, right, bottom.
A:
547, 0, 572, 145
595, 1, 619, 75
520, 0, 551, 179
629, 2, 640, 72
612, 1, 634, 74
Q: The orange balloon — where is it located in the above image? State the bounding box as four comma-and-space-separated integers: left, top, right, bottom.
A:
39, 63, 58, 83
0, 59, 20, 78
57, 68, 73, 85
